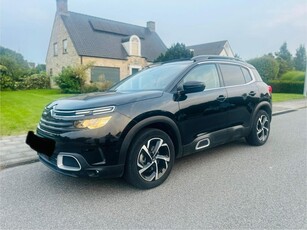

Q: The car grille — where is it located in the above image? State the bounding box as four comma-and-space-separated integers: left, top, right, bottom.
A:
37, 105, 115, 137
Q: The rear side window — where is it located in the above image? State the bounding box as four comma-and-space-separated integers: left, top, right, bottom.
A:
251, 68, 263, 82
219, 64, 246, 86
241, 67, 253, 83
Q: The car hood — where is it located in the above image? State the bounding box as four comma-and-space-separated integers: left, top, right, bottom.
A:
48, 91, 164, 110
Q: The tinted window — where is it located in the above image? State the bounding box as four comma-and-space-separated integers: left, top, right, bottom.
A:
241, 67, 253, 83
183, 64, 220, 90
220, 64, 246, 86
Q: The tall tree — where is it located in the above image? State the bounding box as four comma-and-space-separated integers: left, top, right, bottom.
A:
0, 46, 29, 79
275, 42, 293, 77
154, 43, 193, 62
275, 42, 292, 62
293, 44, 306, 71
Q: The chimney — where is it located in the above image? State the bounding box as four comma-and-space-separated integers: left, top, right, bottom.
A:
147, 21, 155, 32
56, 0, 68, 13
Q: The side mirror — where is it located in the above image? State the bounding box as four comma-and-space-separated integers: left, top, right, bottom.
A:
183, 81, 205, 94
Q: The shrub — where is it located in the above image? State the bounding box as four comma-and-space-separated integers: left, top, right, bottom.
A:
280, 71, 305, 82
55, 67, 82, 93
18, 73, 50, 90
55, 64, 93, 94
0, 75, 15, 90
268, 80, 304, 94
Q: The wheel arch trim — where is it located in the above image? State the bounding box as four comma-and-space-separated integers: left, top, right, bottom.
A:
118, 116, 182, 165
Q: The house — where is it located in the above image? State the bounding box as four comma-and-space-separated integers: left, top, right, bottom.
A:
187, 40, 234, 57
46, 0, 167, 87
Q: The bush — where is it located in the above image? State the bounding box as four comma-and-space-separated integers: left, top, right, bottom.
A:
268, 80, 304, 94
247, 56, 279, 82
280, 71, 305, 82
55, 67, 83, 93
19, 73, 50, 90
0, 75, 15, 90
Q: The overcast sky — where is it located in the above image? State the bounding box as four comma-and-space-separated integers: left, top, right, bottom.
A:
0, 0, 306, 64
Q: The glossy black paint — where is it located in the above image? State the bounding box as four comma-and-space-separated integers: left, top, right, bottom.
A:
28, 57, 272, 178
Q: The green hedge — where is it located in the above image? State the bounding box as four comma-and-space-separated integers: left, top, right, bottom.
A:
0, 73, 50, 91
268, 80, 304, 94
280, 71, 305, 82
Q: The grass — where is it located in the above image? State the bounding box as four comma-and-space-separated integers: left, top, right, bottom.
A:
0, 89, 70, 136
272, 93, 305, 102
0, 90, 305, 136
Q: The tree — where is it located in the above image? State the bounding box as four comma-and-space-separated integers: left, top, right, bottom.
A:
0, 46, 29, 79
294, 44, 306, 71
275, 42, 293, 77
154, 43, 193, 62
247, 55, 279, 82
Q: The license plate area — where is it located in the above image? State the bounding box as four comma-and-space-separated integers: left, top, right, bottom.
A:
26, 131, 55, 157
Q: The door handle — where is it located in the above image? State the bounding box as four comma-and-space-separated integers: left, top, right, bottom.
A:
249, 91, 256, 96
216, 95, 226, 102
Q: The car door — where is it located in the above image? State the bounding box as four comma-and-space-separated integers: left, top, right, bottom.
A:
218, 63, 257, 128
176, 63, 229, 146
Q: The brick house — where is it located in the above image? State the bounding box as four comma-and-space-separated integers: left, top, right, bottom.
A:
46, 0, 167, 87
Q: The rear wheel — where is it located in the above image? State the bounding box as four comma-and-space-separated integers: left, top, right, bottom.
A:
246, 110, 270, 146
125, 128, 175, 189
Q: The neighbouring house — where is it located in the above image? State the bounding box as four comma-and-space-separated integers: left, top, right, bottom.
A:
46, 0, 167, 87
187, 40, 234, 57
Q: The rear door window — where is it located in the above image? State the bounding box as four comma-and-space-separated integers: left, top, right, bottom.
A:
219, 64, 246, 86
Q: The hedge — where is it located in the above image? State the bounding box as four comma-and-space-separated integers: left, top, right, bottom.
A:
268, 80, 304, 94
0, 73, 50, 91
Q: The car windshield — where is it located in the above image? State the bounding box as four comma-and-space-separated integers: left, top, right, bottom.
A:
110, 61, 191, 92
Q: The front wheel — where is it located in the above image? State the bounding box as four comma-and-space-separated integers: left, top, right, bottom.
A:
125, 128, 175, 189
246, 110, 271, 146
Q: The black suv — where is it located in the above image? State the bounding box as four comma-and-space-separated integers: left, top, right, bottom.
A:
27, 55, 272, 189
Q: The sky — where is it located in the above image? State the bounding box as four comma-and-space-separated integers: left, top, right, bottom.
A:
0, 0, 306, 64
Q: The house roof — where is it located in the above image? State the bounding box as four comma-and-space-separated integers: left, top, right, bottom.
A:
61, 12, 167, 62
187, 40, 229, 56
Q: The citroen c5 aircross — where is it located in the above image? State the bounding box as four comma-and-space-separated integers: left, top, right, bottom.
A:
27, 55, 272, 189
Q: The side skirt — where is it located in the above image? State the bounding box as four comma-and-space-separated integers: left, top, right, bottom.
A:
182, 125, 249, 156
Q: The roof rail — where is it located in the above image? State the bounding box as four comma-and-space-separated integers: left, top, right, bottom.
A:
191, 55, 243, 62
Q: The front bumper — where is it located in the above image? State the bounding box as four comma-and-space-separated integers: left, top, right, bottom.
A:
26, 131, 125, 178
39, 152, 124, 178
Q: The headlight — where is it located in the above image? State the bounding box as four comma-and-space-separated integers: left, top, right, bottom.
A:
74, 116, 112, 129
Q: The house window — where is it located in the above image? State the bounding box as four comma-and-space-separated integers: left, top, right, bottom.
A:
53, 43, 58, 56
49, 68, 53, 76
63, 39, 68, 54
91, 67, 120, 85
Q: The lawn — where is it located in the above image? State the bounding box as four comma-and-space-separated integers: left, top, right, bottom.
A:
272, 93, 305, 102
0, 89, 70, 136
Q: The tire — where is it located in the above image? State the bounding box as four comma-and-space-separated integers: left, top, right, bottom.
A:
125, 128, 175, 189
246, 110, 270, 146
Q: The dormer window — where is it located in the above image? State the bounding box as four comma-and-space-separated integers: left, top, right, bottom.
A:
122, 35, 141, 57
130, 35, 141, 56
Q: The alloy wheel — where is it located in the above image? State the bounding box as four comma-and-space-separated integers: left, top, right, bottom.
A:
256, 114, 269, 142
137, 138, 170, 182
